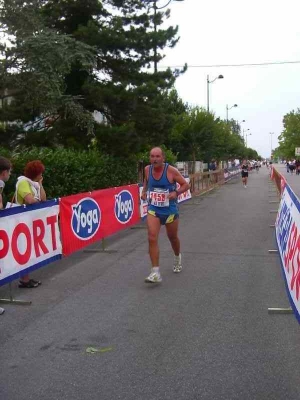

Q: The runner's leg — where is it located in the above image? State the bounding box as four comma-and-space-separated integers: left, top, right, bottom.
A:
147, 213, 161, 267
166, 219, 182, 272
165, 219, 180, 256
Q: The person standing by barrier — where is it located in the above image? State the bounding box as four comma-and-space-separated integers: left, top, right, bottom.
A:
16, 160, 46, 288
0, 156, 12, 210
141, 147, 190, 283
0, 156, 12, 314
296, 159, 300, 175
241, 159, 249, 188
289, 161, 296, 174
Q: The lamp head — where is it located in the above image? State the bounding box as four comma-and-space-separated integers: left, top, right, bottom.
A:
234, 104, 238, 107
218, 75, 224, 79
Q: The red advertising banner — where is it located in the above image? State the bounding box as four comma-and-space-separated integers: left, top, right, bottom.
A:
60, 184, 140, 256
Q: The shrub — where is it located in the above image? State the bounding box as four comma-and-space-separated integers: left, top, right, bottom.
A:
1, 147, 139, 203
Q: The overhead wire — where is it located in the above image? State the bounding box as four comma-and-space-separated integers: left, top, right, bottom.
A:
158, 60, 300, 69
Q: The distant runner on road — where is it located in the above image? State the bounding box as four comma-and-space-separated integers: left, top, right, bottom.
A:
241, 159, 249, 188
141, 147, 190, 283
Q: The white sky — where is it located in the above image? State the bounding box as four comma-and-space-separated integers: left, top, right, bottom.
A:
159, 0, 300, 158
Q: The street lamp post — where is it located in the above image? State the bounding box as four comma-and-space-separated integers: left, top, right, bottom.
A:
246, 132, 252, 147
270, 132, 274, 159
145, 0, 184, 73
242, 128, 250, 142
207, 74, 224, 112
236, 119, 245, 137
226, 103, 238, 122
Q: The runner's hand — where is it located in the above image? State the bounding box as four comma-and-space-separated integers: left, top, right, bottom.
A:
168, 191, 178, 200
141, 192, 147, 201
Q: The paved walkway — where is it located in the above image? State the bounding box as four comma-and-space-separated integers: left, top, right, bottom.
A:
1, 167, 299, 400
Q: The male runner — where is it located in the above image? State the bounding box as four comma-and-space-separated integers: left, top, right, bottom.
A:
141, 147, 190, 283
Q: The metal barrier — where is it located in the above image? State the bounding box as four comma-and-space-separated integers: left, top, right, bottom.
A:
271, 167, 283, 195
189, 169, 225, 196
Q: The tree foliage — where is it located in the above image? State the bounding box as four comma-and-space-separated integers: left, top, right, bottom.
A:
276, 109, 300, 159
0, 0, 262, 164
0, 0, 186, 154
170, 106, 253, 163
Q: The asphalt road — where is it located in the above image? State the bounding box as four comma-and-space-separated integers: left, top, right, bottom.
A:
1, 167, 299, 400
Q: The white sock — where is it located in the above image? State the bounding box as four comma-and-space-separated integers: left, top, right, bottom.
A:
152, 267, 160, 274
175, 253, 181, 261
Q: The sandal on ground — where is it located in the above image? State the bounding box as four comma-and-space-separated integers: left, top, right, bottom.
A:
18, 280, 39, 288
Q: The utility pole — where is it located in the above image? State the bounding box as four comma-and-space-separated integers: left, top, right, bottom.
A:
154, 0, 158, 73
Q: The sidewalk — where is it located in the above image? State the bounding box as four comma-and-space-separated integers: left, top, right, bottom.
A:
1, 167, 300, 400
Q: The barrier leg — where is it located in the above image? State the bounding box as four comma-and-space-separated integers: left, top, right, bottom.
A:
0, 283, 32, 306
268, 307, 293, 314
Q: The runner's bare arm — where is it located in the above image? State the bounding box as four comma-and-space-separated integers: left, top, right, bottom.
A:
0, 193, 3, 209
168, 167, 190, 200
141, 165, 149, 200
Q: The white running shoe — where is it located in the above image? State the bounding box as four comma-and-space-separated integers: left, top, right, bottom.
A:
173, 254, 182, 273
145, 271, 162, 283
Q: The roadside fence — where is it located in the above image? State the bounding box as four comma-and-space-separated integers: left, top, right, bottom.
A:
270, 166, 300, 324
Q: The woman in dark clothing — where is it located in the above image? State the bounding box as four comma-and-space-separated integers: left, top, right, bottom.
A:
241, 159, 249, 188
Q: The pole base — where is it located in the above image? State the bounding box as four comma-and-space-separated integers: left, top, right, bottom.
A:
83, 249, 118, 254
0, 298, 32, 306
268, 307, 293, 314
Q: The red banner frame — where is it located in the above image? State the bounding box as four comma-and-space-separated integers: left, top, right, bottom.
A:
60, 185, 140, 256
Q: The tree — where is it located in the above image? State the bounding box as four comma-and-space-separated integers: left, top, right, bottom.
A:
0, 1, 97, 147
171, 107, 217, 163
0, 0, 186, 154
277, 109, 300, 159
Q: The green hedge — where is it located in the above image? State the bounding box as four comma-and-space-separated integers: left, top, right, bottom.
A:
1, 148, 139, 203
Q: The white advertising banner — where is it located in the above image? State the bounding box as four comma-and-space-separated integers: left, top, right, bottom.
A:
176, 178, 192, 203
0, 200, 62, 286
275, 184, 300, 323
225, 168, 240, 182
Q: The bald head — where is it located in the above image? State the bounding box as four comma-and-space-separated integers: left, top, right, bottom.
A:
150, 147, 165, 157
150, 147, 165, 167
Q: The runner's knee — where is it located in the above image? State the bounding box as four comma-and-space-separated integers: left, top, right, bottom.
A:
148, 232, 158, 244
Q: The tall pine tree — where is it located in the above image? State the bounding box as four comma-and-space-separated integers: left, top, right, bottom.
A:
0, 0, 186, 154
